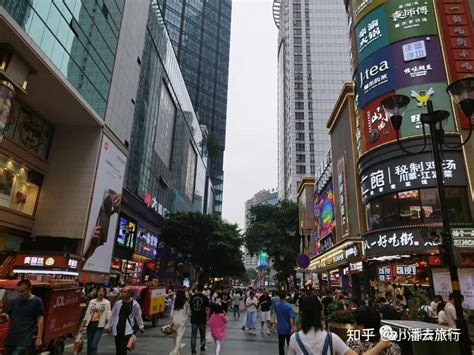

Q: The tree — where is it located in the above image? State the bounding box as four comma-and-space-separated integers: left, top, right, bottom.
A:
244, 200, 299, 286
246, 268, 258, 280
160, 212, 245, 283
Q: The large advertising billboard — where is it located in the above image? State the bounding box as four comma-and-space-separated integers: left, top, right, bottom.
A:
82, 135, 127, 273
314, 184, 336, 240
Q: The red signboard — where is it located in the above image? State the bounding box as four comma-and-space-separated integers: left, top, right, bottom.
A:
436, 0, 474, 128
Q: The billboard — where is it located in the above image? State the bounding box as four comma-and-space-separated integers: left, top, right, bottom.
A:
82, 135, 127, 273
116, 215, 136, 249
257, 251, 268, 268
135, 223, 159, 260
314, 184, 336, 240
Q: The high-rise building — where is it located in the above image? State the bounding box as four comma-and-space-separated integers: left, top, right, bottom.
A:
273, 0, 351, 201
244, 188, 278, 229
157, 0, 232, 215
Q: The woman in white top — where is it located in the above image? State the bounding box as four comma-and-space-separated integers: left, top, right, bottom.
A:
245, 291, 259, 335
170, 290, 190, 355
79, 285, 111, 355
288, 295, 392, 355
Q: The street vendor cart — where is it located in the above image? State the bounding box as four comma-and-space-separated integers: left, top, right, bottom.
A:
0, 279, 83, 355
128, 284, 167, 327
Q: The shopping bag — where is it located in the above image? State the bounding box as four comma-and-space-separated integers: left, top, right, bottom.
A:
127, 334, 137, 351
205, 328, 214, 343
73, 332, 83, 354
161, 323, 176, 336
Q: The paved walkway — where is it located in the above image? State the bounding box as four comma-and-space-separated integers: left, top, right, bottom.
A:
65, 312, 279, 354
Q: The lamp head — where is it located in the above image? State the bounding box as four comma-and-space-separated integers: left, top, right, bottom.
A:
381, 95, 410, 131
447, 77, 474, 117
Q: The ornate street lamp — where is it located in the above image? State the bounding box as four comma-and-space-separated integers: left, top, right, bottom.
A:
381, 77, 474, 355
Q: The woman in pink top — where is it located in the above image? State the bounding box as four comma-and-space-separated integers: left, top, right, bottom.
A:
207, 304, 227, 355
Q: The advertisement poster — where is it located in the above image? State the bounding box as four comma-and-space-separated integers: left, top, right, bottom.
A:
355, 5, 389, 63
257, 251, 268, 268
432, 268, 453, 301
385, 0, 437, 43
135, 223, 159, 260
314, 184, 336, 240
458, 268, 474, 309
82, 135, 127, 273
116, 215, 136, 249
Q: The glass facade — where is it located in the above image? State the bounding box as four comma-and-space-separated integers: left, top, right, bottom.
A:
125, 2, 207, 215
157, 0, 232, 215
1, 0, 124, 118
366, 187, 473, 231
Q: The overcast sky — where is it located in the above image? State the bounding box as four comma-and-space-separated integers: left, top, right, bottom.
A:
222, 0, 278, 229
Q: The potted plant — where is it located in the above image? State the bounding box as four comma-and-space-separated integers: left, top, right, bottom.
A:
327, 300, 355, 342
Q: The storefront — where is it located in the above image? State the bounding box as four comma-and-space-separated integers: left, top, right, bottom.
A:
110, 209, 160, 285
12, 253, 81, 280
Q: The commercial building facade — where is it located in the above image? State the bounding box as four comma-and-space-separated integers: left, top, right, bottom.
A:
0, 0, 209, 282
157, 0, 232, 215
273, 0, 351, 201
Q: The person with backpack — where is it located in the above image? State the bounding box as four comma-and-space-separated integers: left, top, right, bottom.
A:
288, 295, 392, 355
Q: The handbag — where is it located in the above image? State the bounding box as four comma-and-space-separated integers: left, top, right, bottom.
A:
127, 334, 137, 351
161, 323, 177, 336
322, 331, 334, 355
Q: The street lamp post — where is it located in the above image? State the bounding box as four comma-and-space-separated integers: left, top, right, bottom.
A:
381, 77, 474, 355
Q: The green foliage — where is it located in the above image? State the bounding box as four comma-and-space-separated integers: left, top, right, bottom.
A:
244, 200, 299, 283
327, 301, 355, 324
200, 132, 220, 157
246, 268, 258, 280
160, 212, 245, 279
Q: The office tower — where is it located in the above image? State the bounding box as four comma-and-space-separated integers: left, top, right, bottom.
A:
273, 0, 351, 201
157, 0, 232, 215
244, 188, 279, 229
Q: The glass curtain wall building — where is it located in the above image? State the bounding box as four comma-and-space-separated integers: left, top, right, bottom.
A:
273, 0, 351, 201
1, 0, 124, 118
125, 1, 208, 216
156, 0, 232, 215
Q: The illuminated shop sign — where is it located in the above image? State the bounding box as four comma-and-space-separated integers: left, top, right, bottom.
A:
351, 0, 386, 25
360, 151, 466, 203
144, 192, 169, 217
345, 245, 359, 259
337, 158, 349, 235
350, 261, 363, 272
378, 266, 392, 282
363, 228, 440, 256
395, 264, 416, 275
318, 235, 335, 254
16, 255, 80, 270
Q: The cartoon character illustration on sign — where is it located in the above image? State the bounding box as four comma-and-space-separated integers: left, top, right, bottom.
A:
411, 87, 435, 106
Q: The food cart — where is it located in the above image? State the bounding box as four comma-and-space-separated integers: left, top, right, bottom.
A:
128, 284, 167, 327
0, 279, 83, 355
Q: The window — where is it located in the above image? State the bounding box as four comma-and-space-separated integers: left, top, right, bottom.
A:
398, 190, 422, 225
295, 83, 304, 90
296, 122, 305, 130
309, 133, 314, 141
296, 143, 305, 152
295, 73, 303, 81
310, 154, 315, 163
296, 165, 306, 174
308, 92, 313, 100
295, 64, 303, 72
295, 112, 304, 120
294, 4, 301, 10
295, 102, 304, 109
296, 132, 305, 141
294, 37, 302, 45
309, 143, 314, 152
294, 46, 303, 53
308, 102, 313, 110
309, 122, 314, 130
310, 165, 315, 174
309, 112, 313, 120
294, 55, 303, 63
295, 92, 304, 100
294, 20, 301, 27
296, 154, 305, 163
366, 193, 399, 230
294, 28, 302, 35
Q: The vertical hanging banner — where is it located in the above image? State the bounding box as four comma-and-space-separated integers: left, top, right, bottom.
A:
82, 135, 127, 274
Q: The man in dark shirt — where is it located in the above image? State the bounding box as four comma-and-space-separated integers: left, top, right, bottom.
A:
259, 289, 272, 335
189, 285, 209, 355
3, 279, 44, 354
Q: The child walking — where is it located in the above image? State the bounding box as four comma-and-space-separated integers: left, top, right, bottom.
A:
207, 304, 227, 355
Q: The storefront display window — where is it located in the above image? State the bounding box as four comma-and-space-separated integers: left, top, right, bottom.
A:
0, 154, 42, 215
366, 187, 472, 230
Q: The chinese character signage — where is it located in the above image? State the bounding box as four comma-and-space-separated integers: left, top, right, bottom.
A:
351, 0, 386, 25
378, 266, 393, 282
385, 0, 438, 43
363, 228, 441, 256
356, 6, 389, 63
354, 46, 395, 109
435, 0, 474, 129
318, 234, 335, 254
337, 158, 349, 235
360, 150, 466, 203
